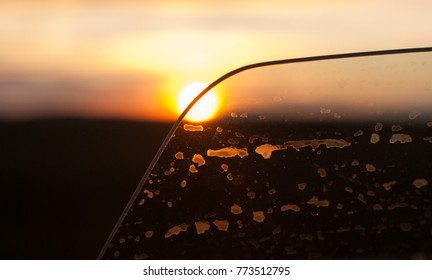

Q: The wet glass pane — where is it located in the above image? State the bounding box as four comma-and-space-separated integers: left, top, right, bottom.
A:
100, 50, 432, 259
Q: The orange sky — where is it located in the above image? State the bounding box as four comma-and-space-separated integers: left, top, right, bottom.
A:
1, 0, 431, 121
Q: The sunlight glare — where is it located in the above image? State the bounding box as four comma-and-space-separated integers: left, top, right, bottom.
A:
177, 82, 220, 122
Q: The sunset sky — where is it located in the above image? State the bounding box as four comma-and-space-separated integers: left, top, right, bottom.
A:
1, 0, 431, 121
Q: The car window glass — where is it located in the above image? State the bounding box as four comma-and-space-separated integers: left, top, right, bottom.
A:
100, 50, 432, 259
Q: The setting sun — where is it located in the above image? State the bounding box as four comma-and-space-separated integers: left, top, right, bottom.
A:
177, 82, 220, 122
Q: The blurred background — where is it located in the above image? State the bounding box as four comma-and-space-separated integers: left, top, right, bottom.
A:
0, 0, 431, 259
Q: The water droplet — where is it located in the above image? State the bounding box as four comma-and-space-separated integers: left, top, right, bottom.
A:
280, 204, 300, 212
252, 211, 265, 222
390, 133, 412, 144
413, 178, 429, 189
175, 152, 184, 159
207, 147, 249, 158
189, 164, 198, 173
370, 133, 380, 144
194, 221, 211, 234
230, 203, 243, 215
192, 154, 206, 166
366, 163, 376, 172
374, 123, 383, 131
164, 223, 189, 238
408, 110, 421, 120
297, 182, 307, 190
213, 219, 229, 231
183, 124, 204, 132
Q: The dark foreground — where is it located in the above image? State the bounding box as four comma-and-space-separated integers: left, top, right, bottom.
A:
2, 118, 431, 260
0, 119, 172, 259
101, 117, 432, 259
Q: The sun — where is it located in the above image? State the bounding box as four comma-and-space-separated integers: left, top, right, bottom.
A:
177, 82, 220, 122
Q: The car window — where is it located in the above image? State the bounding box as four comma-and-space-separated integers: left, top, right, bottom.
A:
99, 48, 432, 259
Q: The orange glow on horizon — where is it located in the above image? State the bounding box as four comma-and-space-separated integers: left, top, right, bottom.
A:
0, 1, 430, 121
